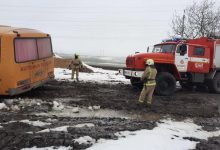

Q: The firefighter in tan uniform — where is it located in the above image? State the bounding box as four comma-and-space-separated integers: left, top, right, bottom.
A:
70, 54, 83, 81
138, 59, 157, 106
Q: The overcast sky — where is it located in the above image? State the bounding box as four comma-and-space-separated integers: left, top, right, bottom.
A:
0, 0, 219, 56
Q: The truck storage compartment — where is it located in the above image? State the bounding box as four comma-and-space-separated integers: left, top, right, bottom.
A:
214, 45, 220, 68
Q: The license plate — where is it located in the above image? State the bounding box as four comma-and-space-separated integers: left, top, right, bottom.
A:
124, 70, 131, 76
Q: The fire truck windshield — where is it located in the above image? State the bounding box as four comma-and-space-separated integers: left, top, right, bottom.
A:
152, 44, 176, 53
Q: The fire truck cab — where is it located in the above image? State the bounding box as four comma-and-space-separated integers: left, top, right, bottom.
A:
120, 35, 220, 95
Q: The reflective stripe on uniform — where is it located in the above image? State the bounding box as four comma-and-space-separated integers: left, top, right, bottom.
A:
145, 67, 156, 86
145, 81, 156, 86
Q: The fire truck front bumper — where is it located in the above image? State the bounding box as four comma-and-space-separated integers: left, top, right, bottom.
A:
118, 68, 144, 79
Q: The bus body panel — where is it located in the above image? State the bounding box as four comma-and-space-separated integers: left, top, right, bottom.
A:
0, 26, 54, 95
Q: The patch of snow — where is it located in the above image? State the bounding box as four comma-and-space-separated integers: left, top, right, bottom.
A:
52, 101, 64, 111
49, 126, 69, 132
88, 106, 93, 111
54, 68, 129, 84
92, 105, 101, 110
87, 119, 220, 150
20, 120, 51, 127
72, 107, 80, 113
0, 103, 9, 110
74, 123, 95, 128
46, 118, 58, 123
19, 98, 43, 106
10, 105, 20, 111
74, 136, 95, 145
88, 105, 101, 111
21, 146, 72, 150
1, 120, 16, 124
38, 123, 95, 133
38, 126, 69, 133
37, 129, 51, 133
3, 98, 44, 111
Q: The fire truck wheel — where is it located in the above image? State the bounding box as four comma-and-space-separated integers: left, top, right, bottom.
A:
208, 73, 220, 93
156, 72, 176, 96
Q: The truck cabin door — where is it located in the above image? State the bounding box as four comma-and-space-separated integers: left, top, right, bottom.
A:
175, 44, 189, 72
187, 46, 210, 73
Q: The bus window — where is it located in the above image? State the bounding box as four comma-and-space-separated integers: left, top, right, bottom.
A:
15, 39, 38, 62
37, 38, 52, 59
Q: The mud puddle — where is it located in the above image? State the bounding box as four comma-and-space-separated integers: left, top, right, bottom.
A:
36, 102, 162, 121
36, 106, 134, 119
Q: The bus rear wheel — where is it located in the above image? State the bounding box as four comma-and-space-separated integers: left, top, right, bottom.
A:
156, 72, 176, 96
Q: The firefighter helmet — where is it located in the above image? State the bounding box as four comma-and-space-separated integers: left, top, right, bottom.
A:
146, 59, 154, 65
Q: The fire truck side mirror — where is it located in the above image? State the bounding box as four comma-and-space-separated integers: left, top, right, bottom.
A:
147, 46, 149, 53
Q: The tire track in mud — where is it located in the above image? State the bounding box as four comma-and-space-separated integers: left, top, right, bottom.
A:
14, 80, 219, 118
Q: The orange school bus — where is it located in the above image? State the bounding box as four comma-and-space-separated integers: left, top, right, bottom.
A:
0, 25, 54, 95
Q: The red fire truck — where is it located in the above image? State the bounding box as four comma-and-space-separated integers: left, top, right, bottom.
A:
119, 35, 220, 95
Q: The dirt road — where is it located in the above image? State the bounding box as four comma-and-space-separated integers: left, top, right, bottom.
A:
0, 80, 220, 149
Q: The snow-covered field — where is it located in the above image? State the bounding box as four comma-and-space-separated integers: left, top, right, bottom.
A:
54, 66, 130, 84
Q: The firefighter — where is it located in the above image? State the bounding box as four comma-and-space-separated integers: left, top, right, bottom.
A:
69, 53, 83, 81
138, 59, 157, 106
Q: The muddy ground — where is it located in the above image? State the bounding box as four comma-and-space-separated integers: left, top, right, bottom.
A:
0, 80, 220, 149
